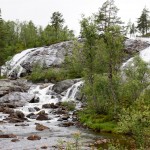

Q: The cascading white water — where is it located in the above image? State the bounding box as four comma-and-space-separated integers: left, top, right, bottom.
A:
122, 37, 150, 69
1, 48, 36, 77
62, 81, 84, 102
16, 81, 83, 116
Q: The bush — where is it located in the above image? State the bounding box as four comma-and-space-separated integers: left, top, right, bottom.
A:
117, 90, 150, 148
61, 101, 76, 111
28, 64, 69, 83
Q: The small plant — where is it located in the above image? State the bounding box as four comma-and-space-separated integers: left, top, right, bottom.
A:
61, 101, 76, 111
57, 131, 81, 150
72, 131, 81, 150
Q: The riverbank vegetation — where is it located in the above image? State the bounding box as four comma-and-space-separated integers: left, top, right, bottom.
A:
65, 0, 150, 149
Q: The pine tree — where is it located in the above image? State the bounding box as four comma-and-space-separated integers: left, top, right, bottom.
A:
0, 9, 6, 75
137, 7, 150, 36
50, 11, 64, 40
95, 0, 123, 33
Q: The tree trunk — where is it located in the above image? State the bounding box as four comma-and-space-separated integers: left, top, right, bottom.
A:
108, 62, 117, 114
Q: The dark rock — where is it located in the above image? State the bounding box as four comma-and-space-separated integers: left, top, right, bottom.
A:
0, 134, 17, 138
13, 111, 25, 119
27, 135, 41, 140
28, 108, 36, 112
35, 123, 49, 131
29, 97, 39, 103
34, 107, 40, 111
3, 107, 14, 114
61, 115, 69, 120
30, 115, 38, 119
11, 139, 20, 142
54, 108, 67, 115
5, 110, 26, 123
60, 122, 74, 127
15, 123, 29, 126
0, 107, 4, 112
26, 113, 35, 118
42, 103, 59, 109
57, 118, 63, 121
36, 114, 49, 121
41, 145, 48, 149
37, 110, 46, 115
7, 118, 24, 123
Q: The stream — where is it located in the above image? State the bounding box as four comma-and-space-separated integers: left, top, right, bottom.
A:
0, 80, 110, 150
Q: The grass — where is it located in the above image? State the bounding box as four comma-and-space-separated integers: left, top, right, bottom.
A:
78, 109, 117, 133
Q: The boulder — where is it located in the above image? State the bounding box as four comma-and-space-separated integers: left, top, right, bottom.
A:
35, 123, 49, 131
36, 114, 49, 121
1, 41, 73, 78
27, 135, 41, 140
3, 107, 14, 114
5, 110, 26, 123
59, 122, 74, 127
0, 79, 30, 97
11, 139, 20, 142
0, 92, 35, 107
52, 79, 81, 94
124, 39, 150, 54
26, 113, 37, 119
42, 103, 59, 109
0, 134, 17, 138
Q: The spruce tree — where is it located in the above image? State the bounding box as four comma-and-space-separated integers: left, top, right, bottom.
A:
137, 7, 150, 36
95, 0, 123, 33
0, 9, 6, 68
50, 11, 64, 40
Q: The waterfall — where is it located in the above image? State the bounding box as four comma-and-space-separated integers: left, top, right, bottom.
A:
61, 81, 84, 102
122, 37, 150, 69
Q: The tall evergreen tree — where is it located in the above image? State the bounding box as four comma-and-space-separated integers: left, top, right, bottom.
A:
95, 0, 123, 33
0, 9, 6, 67
50, 11, 64, 40
137, 7, 150, 36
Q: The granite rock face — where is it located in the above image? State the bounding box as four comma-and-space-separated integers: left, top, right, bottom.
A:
0, 92, 35, 107
1, 39, 150, 79
1, 41, 73, 79
0, 79, 30, 97
124, 38, 150, 54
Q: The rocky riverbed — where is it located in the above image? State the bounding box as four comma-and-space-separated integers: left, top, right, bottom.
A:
0, 79, 108, 150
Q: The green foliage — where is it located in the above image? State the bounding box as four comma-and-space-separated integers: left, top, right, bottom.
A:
78, 109, 117, 132
119, 56, 150, 107
117, 90, 150, 148
95, 0, 123, 33
57, 131, 82, 150
61, 101, 76, 111
64, 40, 84, 78
28, 64, 68, 83
137, 7, 150, 36
0, 10, 74, 67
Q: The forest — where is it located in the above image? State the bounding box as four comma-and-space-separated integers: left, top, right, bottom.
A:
0, 0, 150, 149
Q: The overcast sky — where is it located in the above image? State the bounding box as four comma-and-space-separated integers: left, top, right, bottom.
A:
0, 0, 150, 35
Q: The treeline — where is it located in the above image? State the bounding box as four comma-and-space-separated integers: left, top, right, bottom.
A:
128, 7, 150, 36
0, 11, 74, 66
